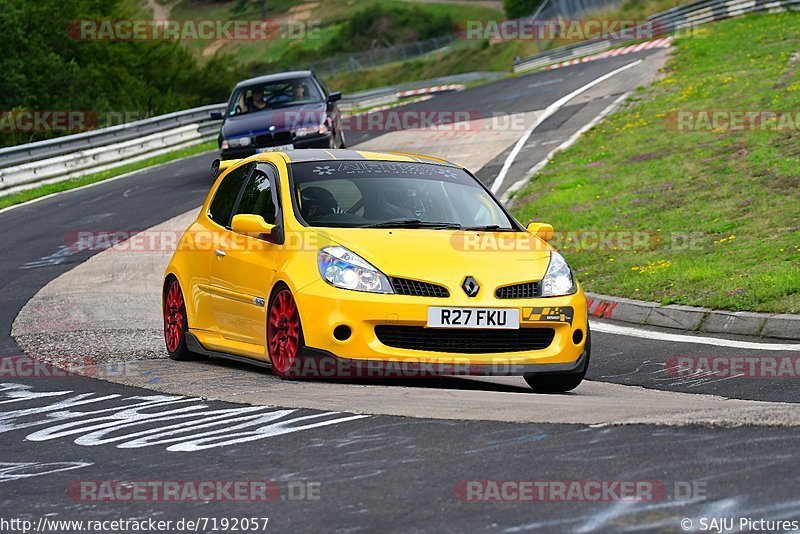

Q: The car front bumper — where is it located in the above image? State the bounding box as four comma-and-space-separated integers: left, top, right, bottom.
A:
293, 279, 588, 376
219, 132, 333, 160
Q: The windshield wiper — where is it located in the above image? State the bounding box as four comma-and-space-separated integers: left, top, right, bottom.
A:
363, 219, 463, 229
462, 224, 516, 232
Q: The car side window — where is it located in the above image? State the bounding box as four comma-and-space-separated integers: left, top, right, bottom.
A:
235, 169, 279, 224
298, 179, 362, 222
208, 163, 252, 228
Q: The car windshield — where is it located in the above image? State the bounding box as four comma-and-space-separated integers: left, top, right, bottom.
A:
227, 77, 323, 117
290, 161, 518, 230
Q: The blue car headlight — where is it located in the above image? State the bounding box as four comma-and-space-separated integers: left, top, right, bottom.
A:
318, 246, 394, 294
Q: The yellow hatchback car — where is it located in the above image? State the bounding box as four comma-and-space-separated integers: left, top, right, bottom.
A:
163, 149, 589, 392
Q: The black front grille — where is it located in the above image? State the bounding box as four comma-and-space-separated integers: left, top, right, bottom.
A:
391, 277, 449, 298
375, 326, 555, 353
253, 132, 294, 148
274, 132, 293, 145
496, 281, 541, 299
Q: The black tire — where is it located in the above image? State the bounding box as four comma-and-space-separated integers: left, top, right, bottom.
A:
524, 325, 591, 393
163, 277, 207, 361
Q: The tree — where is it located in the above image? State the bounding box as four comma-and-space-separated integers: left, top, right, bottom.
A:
0, 0, 245, 147
232, 0, 269, 19
503, 0, 548, 19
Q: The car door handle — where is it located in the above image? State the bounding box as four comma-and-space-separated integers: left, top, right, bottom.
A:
214, 249, 227, 258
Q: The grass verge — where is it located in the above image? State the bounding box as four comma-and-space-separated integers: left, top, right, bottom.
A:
511, 13, 800, 313
0, 141, 217, 211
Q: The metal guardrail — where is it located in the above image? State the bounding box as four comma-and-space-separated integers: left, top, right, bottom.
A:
513, 0, 800, 73
0, 104, 226, 170
305, 35, 456, 76
1, 125, 217, 195
339, 72, 506, 111
0, 72, 504, 197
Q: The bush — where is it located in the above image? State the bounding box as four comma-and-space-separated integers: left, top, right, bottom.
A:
335, 4, 455, 53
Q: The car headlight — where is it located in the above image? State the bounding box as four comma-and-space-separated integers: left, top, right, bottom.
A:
225, 137, 251, 148
294, 126, 315, 138
221, 140, 229, 150
318, 246, 394, 294
541, 251, 577, 297
295, 121, 328, 138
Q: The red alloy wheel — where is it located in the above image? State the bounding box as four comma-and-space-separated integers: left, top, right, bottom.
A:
268, 289, 301, 375
164, 280, 185, 353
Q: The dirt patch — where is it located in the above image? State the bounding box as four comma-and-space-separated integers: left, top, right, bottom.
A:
287, 1, 319, 20
626, 152, 659, 163
201, 1, 319, 57
202, 39, 226, 57
774, 50, 800, 89
396, 0, 503, 10
143, 0, 182, 20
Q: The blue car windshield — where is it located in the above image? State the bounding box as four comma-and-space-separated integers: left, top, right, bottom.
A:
227, 78, 323, 117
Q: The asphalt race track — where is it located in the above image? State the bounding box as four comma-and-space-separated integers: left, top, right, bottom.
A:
2, 49, 800, 532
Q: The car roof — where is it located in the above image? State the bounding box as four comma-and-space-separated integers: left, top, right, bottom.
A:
278, 149, 462, 167
217, 150, 462, 176
234, 71, 315, 89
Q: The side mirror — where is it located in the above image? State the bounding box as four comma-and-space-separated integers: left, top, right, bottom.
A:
210, 111, 224, 120
231, 214, 275, 238
526, 222, 554, 242
328, 92, 342, 103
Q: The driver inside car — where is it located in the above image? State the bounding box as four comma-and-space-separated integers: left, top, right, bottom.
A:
382, 188, 426, 218
300, 187, 340, 222
245, 87, 267, 112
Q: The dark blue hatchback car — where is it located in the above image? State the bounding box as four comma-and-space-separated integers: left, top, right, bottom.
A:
211, 71, 345, 160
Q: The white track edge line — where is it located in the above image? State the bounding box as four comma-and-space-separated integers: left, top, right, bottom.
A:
490, 58, 643, 194
591, 321, 800, 351
502, 91, 632, 203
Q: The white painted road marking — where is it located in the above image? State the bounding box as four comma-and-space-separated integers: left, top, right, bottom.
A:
0, 383, 368, 452
0, 461, 93, 483
502, 91, 632, 202
591, 321, 800, 352
491, 59, 643, 194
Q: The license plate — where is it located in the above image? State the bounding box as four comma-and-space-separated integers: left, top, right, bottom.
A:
257, 144, 293, 153
427, 307, 520, 329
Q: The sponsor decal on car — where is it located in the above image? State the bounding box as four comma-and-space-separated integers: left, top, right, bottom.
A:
522, 306, 574, 325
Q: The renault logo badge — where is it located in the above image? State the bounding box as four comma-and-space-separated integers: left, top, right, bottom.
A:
462, 276, 480, 297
